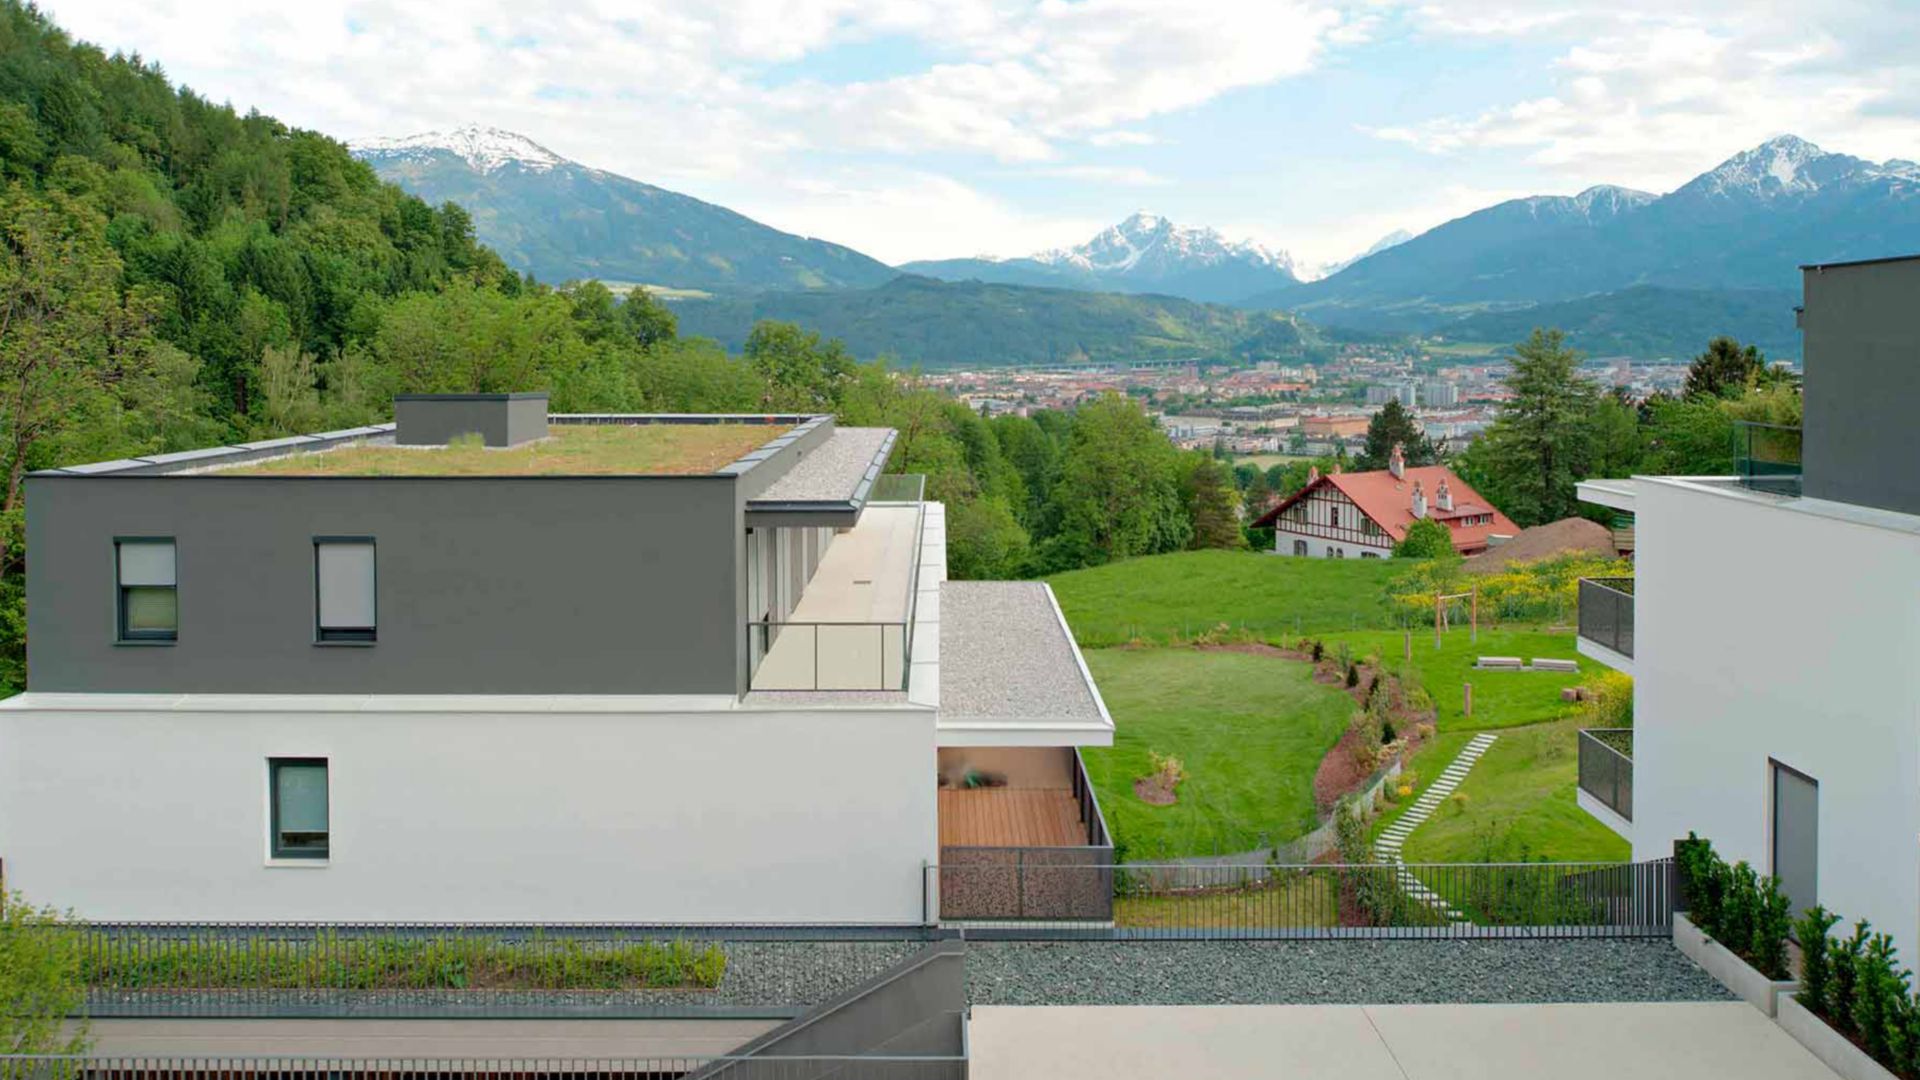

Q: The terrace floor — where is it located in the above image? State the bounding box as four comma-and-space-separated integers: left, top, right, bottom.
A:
970, 1002, 1841, 1079
751, 504, 921, 691
938, 788, 1087, 847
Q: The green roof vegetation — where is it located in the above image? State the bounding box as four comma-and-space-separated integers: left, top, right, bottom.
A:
224, 423, 783, 477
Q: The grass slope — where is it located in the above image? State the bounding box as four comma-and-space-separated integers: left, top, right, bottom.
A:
1048, 550, 1400, 647
1325, 628, 1588, 731
1081, 648, 1353, 860
1400, 719, 1629, 864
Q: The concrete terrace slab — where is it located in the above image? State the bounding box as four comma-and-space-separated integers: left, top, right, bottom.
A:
936, 581, 1113, 746
969, 1003, 1841, 1080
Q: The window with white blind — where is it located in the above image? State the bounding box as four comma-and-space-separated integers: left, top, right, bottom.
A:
270, 757, 329, 860
314, 539, 376, 643
116, 538, 177, 642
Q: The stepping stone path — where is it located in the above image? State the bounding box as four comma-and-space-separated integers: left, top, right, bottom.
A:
1371, 732, 1500, 925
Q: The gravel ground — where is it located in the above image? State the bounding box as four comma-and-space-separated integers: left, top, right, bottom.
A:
966, 939, 1731, 1006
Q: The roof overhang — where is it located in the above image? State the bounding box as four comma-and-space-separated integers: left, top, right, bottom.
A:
745, 428, 898, 528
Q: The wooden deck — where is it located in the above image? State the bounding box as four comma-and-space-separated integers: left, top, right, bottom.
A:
938, 788, 1089, 847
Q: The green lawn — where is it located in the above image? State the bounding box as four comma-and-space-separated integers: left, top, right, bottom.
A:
1322, 627, 1589, 731
1046, 551, 1627, 868
1400, 719, 1629, 864
1048, 550, 1399, 647
1081, 647, 1354, 859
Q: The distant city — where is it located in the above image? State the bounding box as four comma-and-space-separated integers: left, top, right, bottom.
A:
924, 350, 1720, 459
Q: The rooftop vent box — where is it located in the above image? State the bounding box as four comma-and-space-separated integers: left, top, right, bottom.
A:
394, 392, 549, 448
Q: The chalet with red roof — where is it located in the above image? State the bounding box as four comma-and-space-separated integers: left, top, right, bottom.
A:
1252, 444, 1518, 559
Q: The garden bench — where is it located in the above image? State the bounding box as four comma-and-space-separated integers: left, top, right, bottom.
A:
1475, 656, 1524, 670
1532, 658, 1580, 673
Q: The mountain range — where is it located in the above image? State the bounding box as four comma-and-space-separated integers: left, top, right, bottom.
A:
897, 213, 1301, 304
1260, 135, 1920, 341
356, 127, 1920, 363
352, 126, 895, 291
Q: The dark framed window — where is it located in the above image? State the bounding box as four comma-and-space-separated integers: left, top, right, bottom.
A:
314, 538, 376, 643
270, 757, 329, 859
115, 538, 177, 642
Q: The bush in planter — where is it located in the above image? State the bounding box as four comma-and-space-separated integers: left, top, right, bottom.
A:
1796, 906, 1842, 1015
1753, 877, 1793, 981
1831, 920, 1872, 1038
1852, 931, 1910, 1066
1675, 834, 1792, 978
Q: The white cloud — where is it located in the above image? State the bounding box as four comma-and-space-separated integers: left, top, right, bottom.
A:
739, 169, 1106, 265
1376, 2, 1920, 191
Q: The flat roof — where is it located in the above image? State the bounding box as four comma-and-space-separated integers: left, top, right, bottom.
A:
1801, 252, 1920, 271
938, 581, 1110, 732
215, 423, 786, 477
752, 427, 895, 503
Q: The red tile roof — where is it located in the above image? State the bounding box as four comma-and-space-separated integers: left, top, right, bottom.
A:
1253, 465, 1520, 553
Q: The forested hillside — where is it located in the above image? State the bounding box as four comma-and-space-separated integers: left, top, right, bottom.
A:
673, 274, 1323, 368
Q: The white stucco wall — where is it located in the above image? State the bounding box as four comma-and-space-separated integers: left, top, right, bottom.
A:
1633, 479, 1920, 963
0, 696, 938, 923
1271, 526, 1392, 559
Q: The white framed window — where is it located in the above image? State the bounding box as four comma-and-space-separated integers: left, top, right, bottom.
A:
270, 757, 329, 860
314, 538, 376, 643
115, 538, 177, 642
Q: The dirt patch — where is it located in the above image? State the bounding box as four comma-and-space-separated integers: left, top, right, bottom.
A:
1313, 725, 1374, 809
1133, 775, 1178, 806
1196, 641, 1309, 661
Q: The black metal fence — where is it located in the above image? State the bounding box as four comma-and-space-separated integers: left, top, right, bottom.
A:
0, 1054, 967, 1079
1576, 577, 1635, 659
1578, 729, 1634, 823
56, 924, 938, 1020
935, 859, 1673, 939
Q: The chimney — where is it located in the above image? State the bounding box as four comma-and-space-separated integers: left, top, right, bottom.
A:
1436, 478, 1453, 512
1411, 480, 1427, 519
1388, 443, 1405, 480
1306, 465, 1320, 485
1331, 461, 1342, 475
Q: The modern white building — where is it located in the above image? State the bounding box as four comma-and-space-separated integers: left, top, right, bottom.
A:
0, 397, 1114, 924
1575, 254, 1920, 966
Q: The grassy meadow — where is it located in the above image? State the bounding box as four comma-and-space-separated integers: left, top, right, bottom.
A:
1052, 549, 1628, 864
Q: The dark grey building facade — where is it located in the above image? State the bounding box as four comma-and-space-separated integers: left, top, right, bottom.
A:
25, 401, 896, 696
1800, 255, 1920, 516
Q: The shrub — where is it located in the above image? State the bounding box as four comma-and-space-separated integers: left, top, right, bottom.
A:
0, 891, 90, 1056
1345, 662, 1359, 688
1392, 517, 1458, 560
1146, 750, 1186, 786
1674, 835, 1793, 980
1854, 932, 1909, 1064
1831, 920, 1872, 1037
1752, 876, 1793, 980
1310, 639, 1325, 662
1796, 906, 1842, 1015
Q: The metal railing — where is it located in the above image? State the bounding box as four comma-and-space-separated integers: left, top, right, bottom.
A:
869, 473, 926, 503
1733, 421, 1802, 496
747, 621, 909, 691
54, 923, 936, 1020
932, 859, 1673, 939
0, 1055, 967, 1079
1071, 748, 1112, 850
1579, 729, 1634, 823
1576, 577, 1635, 659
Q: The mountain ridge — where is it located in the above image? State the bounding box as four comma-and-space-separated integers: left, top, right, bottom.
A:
353, 124, 896, 292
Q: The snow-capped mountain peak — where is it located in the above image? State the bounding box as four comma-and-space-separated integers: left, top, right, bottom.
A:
1675, 134, 1897, 202
350, 125, 570, 174
1033, 212, 1297, 278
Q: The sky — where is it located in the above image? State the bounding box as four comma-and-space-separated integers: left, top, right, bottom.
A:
40, 0, 1920, 272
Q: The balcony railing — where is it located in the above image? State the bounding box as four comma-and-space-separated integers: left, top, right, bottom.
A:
938, 750, 1116, 923
748, 621, 908, 691
1577, 577, 1635, 660
870, 473, 926, 503
1733, 421, 1802, 497
1579, 729, 1634, 823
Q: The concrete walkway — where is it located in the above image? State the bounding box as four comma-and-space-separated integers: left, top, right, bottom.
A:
1373, 732, 1497, 923
970, 1002, 1840, 1079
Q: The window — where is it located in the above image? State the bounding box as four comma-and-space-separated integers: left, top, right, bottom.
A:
1291, 539, 1307, 556
116, 538, 177, 642
315, 539, 376, 643
1328, 505, 1341, 528
270, 758, 329, 860
1361, 551, 1380, 559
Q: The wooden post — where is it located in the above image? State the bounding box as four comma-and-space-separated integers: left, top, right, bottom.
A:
1464, 682, 1473, 718
1403, 629, 1411, 661
1471, 586, 1479, 644
1434, 593, 1443, 649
